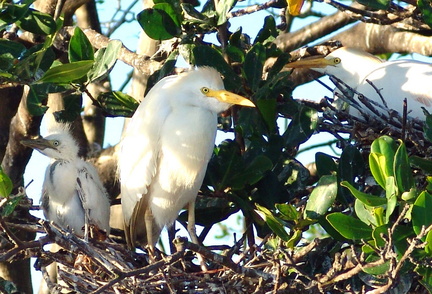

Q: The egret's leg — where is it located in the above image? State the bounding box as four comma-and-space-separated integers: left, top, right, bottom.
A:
145, 208, 157, 261
187, 201, 207, 271
83, 211, 89, 242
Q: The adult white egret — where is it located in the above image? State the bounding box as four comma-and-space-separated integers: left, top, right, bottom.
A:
119, 67, 255, 249
286, 47, 432, 120
21, 123, 111, 239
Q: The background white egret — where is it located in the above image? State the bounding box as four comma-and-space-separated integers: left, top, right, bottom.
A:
119, 66, 255, 249
286, 47, 432, 121
21, 123, 111, 239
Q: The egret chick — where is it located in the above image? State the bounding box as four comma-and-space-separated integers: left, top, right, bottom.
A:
119, 67, 255, 249
286, 47, 432, 120
21, 124, 110, 239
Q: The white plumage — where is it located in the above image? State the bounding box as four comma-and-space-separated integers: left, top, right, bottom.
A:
287, 47, 432, 120
119, 67, 255, 248
21, 124, 110, 238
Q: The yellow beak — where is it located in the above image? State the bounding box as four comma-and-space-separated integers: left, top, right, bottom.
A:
206, 89, 255, 107
286, 57, 337, 69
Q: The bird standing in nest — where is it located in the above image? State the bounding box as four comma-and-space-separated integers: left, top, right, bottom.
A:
119, 67, 255, 250
286, 47, 432, 121
21, 123, 110, 239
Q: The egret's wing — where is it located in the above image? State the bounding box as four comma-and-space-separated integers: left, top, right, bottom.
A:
356, 60, 432, 119
76, 164, 110, 233
119, 75, 175, 246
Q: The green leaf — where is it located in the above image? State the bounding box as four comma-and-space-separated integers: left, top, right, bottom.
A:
216, 0, 237, 25
87, 40, 121, 83
362, 254, 390, 275
26, 83, 69, 116
394, 140, 414, 193
385, 176, 397, 223
193, 45, 241, 91
327, 212, 373, 240
226, 45, 244, 63
418, 0, 432, 28
53, 94, 83, 123
370, 135, 397, 185
244, 43, 266, 91
2, 195, 24, 217
275, 203, 299, 221
354, 199, 378, 226
417, 266, 432, 292
256, 98, 277, 132
255, 204, 290, 241
0, 39, 26, 58
315, 152, 337, 177
341, 181, 387, 206
27, 85, 48, 116
16, 9, 56, 35
137, 5, 181, 40
304, 174, 337, 219
0, 2, 32, 30
337, 144, 364, 203
283, 105, 318, 148
369, 153, 387, 189
230, 155, 273, 190
0, 168, 13, 198
410, 156, 432, 174
38, 60, 94, 84
254, 16, 278, 44
412, 191, 432, 237
98, 91, 139, 117
69, 27, 94, 62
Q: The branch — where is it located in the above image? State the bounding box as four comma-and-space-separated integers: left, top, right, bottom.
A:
60, 27, 162, 76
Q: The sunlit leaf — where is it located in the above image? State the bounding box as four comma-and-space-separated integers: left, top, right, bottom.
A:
304, 174, 337, 219
16, 9, 56, 35
341, 181, 386, 206
98, 91, 139, 117
394, 140, 414, 193
69, 27, 94, 62
87, 40, 121, 83
255, 204, 290, 241
0, 168, 12, 198
327, 212, 373, 240
137, 5, 181, 40
38, 60, 94, 84
412, 191, 432, 237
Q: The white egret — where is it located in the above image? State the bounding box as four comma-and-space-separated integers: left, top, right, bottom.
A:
21, 123, 110, 239
119, 67, 255, 249
286, 47, 432, 121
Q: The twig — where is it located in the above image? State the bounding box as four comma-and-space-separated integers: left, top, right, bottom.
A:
175, 237, 274, 281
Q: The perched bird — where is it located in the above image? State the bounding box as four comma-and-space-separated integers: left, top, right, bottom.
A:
21, 123, 110, 239
286, 47, 383, 118
119, 67, 255, 249
286, 47, 432, 121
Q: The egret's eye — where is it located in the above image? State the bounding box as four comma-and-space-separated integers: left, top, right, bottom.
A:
333, 57, 341, 65
52, 140, 60, 147
201, 87, 210, 95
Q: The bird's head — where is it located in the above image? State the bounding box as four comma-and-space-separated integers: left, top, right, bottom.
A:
285, 47, 383, 87
175, 67, 255, 113
21, 132, 79, 161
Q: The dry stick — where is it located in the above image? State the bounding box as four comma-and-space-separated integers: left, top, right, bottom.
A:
41, 220, 121, 277
175, 237, 274, 281
91, 250, 186, 294
228, 0, 280, 18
